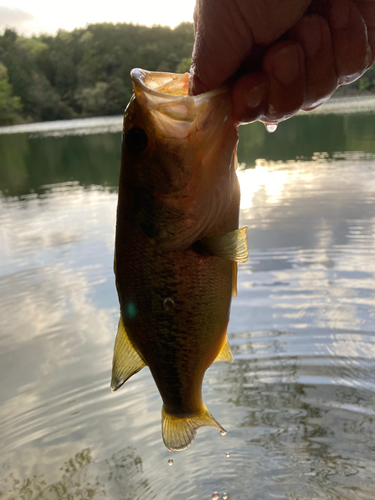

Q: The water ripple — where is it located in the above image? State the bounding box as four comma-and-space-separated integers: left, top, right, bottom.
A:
1, 123, 375, 499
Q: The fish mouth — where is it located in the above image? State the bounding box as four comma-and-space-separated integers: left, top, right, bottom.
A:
130, 68, 228, 137
131, 68, 226, 100
131, 68, 191, 97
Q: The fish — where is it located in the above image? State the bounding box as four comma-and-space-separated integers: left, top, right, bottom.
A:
111, 68, 248, 451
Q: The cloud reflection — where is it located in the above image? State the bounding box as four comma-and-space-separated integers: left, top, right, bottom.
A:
236, 156, 375, 334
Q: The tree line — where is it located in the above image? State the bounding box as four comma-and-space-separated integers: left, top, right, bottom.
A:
0, 22, 193, 125
0, 21, 374, 126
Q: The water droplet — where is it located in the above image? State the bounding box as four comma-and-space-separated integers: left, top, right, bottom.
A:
211, 493, 219, 500
225, 451, 230, 458
163, 298, 175, 311
168, 459, 173, 466
265, 123, 278, 133
223, 493, 228, 500
220, 430, 227, 436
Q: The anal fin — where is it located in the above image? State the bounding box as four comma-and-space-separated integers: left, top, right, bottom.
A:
232, 261, 238, 297
162, 405, 225, 451
214, 335, 234, 363
111, 316, 146, 391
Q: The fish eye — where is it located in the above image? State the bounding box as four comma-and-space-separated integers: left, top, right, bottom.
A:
125, 127, 148, 154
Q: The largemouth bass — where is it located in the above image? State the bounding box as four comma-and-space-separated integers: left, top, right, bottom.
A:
111, 69, 248, 451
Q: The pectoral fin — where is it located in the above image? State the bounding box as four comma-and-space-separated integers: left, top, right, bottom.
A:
162, 405, 225, 451
111, 316, 146, 391
214, 335, 234, 363
201, 227, 249, 263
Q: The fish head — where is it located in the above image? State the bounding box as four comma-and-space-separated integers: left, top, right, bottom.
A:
120, 68, 238, 251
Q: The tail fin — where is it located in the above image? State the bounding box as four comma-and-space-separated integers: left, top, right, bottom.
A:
162, 405, 226, 451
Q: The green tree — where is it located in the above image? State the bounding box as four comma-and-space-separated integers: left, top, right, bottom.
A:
16, 36, 48, 58
75, 81, 110, 116
0, 62, 22, 125
176, 57, 191, 73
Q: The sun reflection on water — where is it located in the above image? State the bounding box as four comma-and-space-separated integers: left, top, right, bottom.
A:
238, 161, 289, 210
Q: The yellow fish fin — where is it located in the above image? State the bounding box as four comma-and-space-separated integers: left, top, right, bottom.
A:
214, 335, 234, 363
201, 227, 249, 263
162, 405, 226, 451
111, 316, 146, 392
232, 261, 238, 297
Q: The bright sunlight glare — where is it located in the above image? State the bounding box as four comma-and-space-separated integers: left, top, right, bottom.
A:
0, 0, 196, 36
238, 161, 289, 210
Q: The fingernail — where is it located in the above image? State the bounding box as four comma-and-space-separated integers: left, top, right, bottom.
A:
272, 45, 301, 85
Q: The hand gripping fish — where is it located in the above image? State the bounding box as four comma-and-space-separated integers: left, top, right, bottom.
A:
111, 69, 248, 451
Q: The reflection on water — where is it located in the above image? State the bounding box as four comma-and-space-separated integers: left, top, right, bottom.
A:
238, 112, 375, 164
1, 447, 149, 500
1, 102, 375, 499
0, 132, 121, 197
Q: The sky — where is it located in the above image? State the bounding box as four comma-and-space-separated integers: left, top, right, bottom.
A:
0, 0, 196, 37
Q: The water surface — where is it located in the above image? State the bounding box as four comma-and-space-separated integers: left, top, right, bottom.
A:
1, 99, 375, 500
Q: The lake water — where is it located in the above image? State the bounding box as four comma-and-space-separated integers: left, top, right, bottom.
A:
1, 96, 375, 500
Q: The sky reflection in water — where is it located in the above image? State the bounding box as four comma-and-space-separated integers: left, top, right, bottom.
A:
1, 105, 375, 499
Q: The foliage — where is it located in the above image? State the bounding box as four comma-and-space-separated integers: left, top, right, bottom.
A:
0, 22, 194, 125
176, 57, 191, 73
15, 36, 49, 57
0, 61, 22, 125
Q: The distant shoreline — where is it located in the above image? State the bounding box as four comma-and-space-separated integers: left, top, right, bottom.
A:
299, 94, 375, 116
1, 94, 375, 136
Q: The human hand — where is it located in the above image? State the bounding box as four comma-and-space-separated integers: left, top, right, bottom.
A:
189, 0, 375, 124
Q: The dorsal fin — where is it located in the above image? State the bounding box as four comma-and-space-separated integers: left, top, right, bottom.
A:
111, 316, 146, 391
